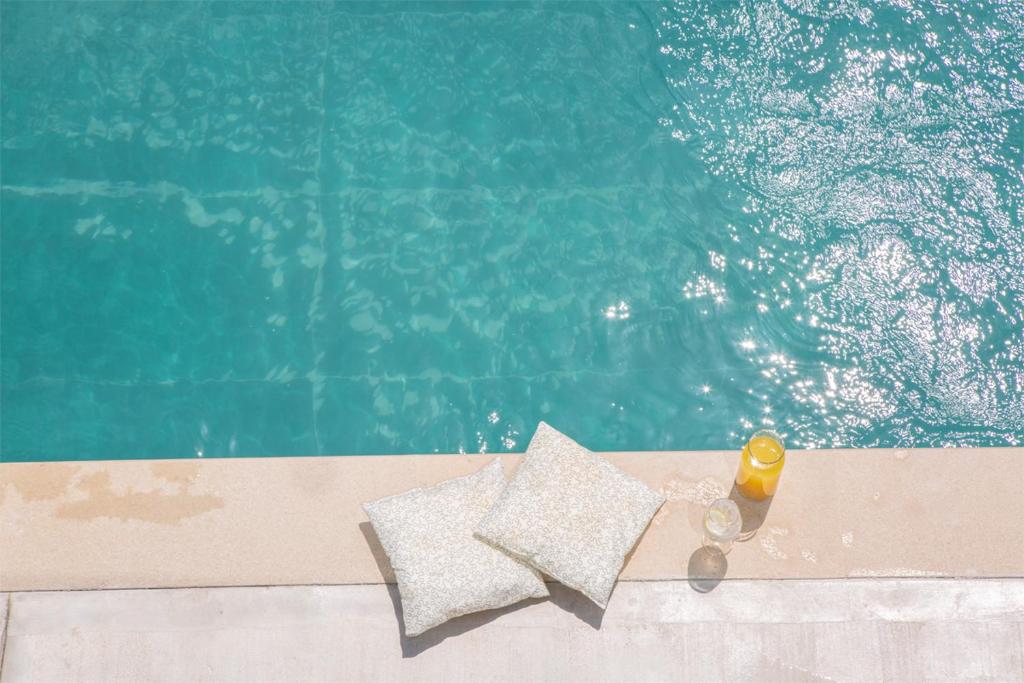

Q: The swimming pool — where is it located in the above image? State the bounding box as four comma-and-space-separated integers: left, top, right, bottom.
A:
2, 1, 1022, 461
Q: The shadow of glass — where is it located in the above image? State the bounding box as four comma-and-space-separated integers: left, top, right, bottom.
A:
727, 483, 774, 541
687, 546, 728, 593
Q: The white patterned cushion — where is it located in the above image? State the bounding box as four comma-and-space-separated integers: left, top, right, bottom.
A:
363, 459, 548, 636
475, 422, 664, 608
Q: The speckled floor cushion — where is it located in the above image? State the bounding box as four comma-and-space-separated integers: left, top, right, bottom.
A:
363, 459, 548, 636
475, 422, 665, 608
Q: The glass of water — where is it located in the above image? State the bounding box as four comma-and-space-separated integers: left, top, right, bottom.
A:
703, 498, 742, 555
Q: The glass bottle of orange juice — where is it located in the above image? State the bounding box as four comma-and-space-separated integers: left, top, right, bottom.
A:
735, 430, 785, 501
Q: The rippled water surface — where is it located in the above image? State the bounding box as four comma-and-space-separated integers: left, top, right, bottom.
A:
2, 1, 1022, 460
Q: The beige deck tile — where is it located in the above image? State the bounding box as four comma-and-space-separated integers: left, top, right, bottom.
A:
1, 448, 1022, 591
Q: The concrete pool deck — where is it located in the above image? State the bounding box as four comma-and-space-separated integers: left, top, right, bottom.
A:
1, 448, 1022, 680
2, 580, 1023, 681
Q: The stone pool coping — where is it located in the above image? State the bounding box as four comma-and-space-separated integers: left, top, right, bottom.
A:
1, 447, 1022, 591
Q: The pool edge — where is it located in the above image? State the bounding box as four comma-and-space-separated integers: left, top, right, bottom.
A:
2, 447, 1022, 591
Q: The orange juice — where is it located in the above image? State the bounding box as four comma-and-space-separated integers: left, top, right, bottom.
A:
735, 431, 785, 501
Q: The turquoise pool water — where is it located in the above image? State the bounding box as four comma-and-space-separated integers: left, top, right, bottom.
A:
2, 1, 1022, 461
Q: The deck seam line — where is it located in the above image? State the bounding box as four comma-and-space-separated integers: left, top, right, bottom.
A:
0, 593, 11, 678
